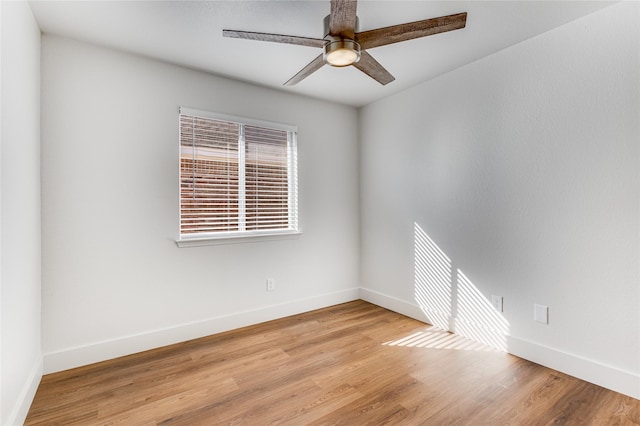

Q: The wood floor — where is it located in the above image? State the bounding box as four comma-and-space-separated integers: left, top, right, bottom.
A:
26, 301, 640, 425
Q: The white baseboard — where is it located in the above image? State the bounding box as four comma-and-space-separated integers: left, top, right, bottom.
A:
360, 287, 640, 400
507, 335, 640, 400
360, 288, 431, 323
4, 357, 42, 426
44, 288, 360, 374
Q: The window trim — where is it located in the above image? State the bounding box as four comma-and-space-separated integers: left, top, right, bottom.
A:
176, 107, 300, 246
178, 107, 297, 134
176, 229, 302, 247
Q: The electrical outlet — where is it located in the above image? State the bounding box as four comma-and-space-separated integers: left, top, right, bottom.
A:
491, 295, 503, 312
534, 304, 549, 324
266, 278, 275, 292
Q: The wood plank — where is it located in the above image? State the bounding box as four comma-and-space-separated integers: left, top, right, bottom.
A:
25, 300, 640, 425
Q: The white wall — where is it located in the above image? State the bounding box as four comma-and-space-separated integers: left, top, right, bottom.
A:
1, 1, 43, 424
41, 36, 360, 372
359, 2, 639, 398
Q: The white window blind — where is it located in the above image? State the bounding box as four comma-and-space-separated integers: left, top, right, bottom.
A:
179, 108, 298, 241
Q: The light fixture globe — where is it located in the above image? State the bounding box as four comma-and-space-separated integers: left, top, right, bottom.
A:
323, 39, 361, 67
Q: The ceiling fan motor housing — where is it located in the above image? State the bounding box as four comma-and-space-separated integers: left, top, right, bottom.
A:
323, 15, 361, 67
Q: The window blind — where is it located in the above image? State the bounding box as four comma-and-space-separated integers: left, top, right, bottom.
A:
179, 109, 298, 238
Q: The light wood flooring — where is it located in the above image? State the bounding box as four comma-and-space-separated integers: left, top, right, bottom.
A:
26, 300, 640, 425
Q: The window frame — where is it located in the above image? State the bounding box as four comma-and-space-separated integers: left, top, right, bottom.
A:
176, 107, 300, 247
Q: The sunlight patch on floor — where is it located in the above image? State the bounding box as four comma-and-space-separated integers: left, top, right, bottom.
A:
383, 326, 498, 352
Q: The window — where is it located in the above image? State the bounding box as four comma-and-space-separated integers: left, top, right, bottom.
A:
178, 107, 298, 245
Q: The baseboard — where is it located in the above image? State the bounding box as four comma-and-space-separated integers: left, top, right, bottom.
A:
507, 335, 640, 400
360, 287, 640, 400
44, 288, 360, 374
4, 357, 42, 426
360, 287, 431, 324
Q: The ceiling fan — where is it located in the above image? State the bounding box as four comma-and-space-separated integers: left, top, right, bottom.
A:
223, 0, 467, 86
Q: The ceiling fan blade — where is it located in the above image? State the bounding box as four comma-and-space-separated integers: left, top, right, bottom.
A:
329, 0, 358, 38
284, 54, 325, 86
223, 30, 326, 48
356, 12, 467, 50
352, 51, 395, 86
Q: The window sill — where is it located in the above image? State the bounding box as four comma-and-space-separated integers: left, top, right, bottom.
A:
175, 230, 302, 247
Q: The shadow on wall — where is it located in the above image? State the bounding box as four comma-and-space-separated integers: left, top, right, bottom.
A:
413, 222, 510, 351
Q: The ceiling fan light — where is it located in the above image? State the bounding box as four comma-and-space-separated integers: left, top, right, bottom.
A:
324, 40, 361, 67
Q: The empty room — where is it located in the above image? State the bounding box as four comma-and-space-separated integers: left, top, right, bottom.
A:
2, 0, 639, 424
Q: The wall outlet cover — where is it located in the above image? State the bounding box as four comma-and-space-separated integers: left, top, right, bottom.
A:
266, 278, 275, 292
534, 304, 549, 324
491, 295, 503, 312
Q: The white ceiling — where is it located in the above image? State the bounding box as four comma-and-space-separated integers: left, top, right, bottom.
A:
29, 1, 615, 107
